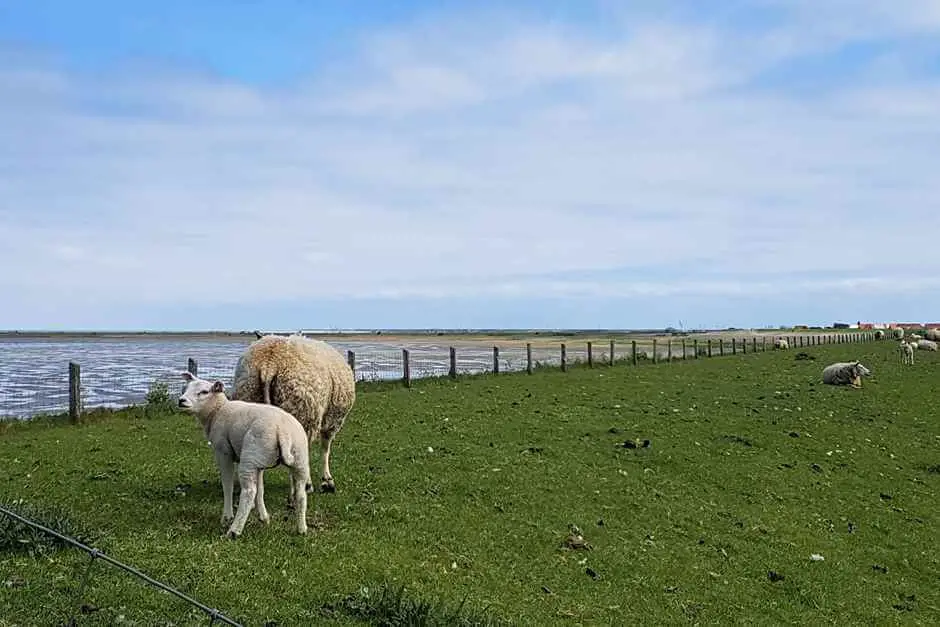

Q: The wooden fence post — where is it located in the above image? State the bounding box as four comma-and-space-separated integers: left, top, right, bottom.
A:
742, 338, 747, 354
493, 346, 500, 374
402, 349, 411, 388
449, 347, 457, 379
587, 342, 593, 367
694, 339, 699, 358
720, 338, 725, 356
732, 338, 737, 355
69, 361, 81, 424
561, 343, 567, 372
526, 343, 533, 375
762, 336, 766, 351
682, 339, 687, 360
346, 351, 355, 374
707, 339, 713, 357
667, 340, 673, 362
653, 339, 658, 364
187, 358, 198, 376
609, 340, 615, 365
632, 340, 637, 366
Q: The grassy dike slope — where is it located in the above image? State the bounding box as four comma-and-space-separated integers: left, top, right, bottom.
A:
0, 341, 937, 625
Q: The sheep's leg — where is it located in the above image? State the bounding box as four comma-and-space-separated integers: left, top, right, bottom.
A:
216, 451, 236, 525
255, 469, 270, 524
851, 375, 862, 388
319, 430, 337, 493
292, 471, 309, 535
227, 468, 258, 539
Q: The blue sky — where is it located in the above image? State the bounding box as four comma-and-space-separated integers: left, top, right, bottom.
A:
2, 1, 940, 331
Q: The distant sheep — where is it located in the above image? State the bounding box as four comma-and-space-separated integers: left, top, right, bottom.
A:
925, 329, 940, 342
822, 361, 872, 388
233, 333, 356, 495
900, 341, 915, 365
892, 328, 905, 339
917, 339, 938, 351
774, 338, 789, 350
178, 372, 312, 538
908, 333, 922, 341
874, 330, 885, 340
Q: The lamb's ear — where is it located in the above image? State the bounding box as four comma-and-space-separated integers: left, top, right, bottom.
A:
181, 371, 196, 381
211, 380, 225, 394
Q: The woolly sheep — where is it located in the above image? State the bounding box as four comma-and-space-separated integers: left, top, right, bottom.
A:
892, 328, 905, 339
917, 339, 938, 351
900, 341, 915, 365
908, 333, 922, 341
233, 333, 356, 495
874, 329, 885, 340
925, 329, 940, 342
774, 338, 789, 350
822, 361, 871, 388
178, 371, 312, 538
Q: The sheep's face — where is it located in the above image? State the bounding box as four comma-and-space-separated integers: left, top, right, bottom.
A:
852, 362, 871, 378
178, 371, 225, 412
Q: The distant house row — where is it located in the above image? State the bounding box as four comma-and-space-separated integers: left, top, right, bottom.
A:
855, 322, 940, 330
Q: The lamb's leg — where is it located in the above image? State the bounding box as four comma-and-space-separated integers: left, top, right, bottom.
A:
255, 469, 270, 524
227, 468, 258, 539
216, 451, 236, 525
292, 471, 309, 535
320, 430, 336, 493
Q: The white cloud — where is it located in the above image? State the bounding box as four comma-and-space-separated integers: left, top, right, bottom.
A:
1, 2, 940, 327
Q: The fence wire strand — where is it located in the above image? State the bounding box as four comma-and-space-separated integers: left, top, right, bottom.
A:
0, 503, 243, 627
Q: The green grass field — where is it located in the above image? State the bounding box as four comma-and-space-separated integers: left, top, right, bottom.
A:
0, 340, 937, 625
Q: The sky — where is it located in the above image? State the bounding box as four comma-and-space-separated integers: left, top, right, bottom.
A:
2, 0, 940, 331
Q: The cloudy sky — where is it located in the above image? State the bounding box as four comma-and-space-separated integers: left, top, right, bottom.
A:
2, 1, 939, 331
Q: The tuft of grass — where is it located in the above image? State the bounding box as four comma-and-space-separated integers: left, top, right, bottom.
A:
0, 499, 100, 557
0, 341, 937, 624
321, 582, 502, 626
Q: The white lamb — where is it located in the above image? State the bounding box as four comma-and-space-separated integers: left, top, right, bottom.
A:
178, 371, 312, 539
917, 339, 938, 351
900, 341, 915, 365
908, 333, 922, 341
774, 338, 789, 350
821, 361, 872, 388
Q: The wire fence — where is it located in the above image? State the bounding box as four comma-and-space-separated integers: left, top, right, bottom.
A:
0, 332, 881, 420
0, 502, 243, 626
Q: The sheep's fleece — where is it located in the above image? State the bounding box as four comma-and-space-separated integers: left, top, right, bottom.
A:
821, 361, 871, 387
232, 333, 356, 493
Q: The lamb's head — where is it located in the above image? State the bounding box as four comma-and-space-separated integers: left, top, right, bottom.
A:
852, 361, 872, 378
178, 371, 226, 413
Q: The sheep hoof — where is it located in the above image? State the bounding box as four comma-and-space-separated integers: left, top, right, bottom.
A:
320, 480, 336, 494
223, 530, 239, 540
259, 514, 271, 525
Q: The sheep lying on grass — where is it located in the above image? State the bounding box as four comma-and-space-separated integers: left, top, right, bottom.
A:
233, 333, 356, 495
900, 341, 915, 365
916, 339, 938, 351
178, 372, 312, 539
822, 361, 872, 388
774, 338, 789, 350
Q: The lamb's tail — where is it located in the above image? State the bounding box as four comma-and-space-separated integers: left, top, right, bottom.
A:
276, 427, 296, 468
